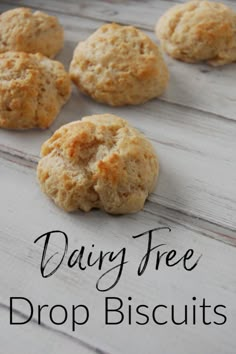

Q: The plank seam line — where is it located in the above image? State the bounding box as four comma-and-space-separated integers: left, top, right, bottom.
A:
2, 0, 236, 39
1, 3, 236, 123
0, 302, 110, 354
138, 98, 236, 125
3, 0, 236, 52
0, 1, 122, 26
159, 99, 236, 124
0, 145, 235, 236
144, 205, 236, 247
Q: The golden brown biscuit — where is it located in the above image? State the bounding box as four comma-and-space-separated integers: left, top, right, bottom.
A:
37, 114, 159, 214
70, 23, 169, 106
0, 7, 64, 58
155, 0, 236, 66
0, 52, 71, 130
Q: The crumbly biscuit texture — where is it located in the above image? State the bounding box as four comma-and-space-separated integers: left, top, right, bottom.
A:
70, 23, 169, 106
0, 52, 71, 129
0, 7, 64, 58
37, 114, 159, 214
155, 0, 236, 66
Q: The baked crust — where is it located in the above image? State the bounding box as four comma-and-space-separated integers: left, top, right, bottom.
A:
70, 23, 169, 106
0, 52, 71, 129
0, 7, 64, 58
156, 0, 236, 66
37, 114, 159, 214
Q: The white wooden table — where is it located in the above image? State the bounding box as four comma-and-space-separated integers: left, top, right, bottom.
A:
0, 1, 236, 353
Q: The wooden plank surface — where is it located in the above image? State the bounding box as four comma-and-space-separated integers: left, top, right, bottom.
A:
1, 1, 236, 120
1, 157, 236, 354
3, 0, 236, 30
0, 306, 98, 354
0, 1, 236, 353
0, 4, 235, 231
1, 94, 236, 232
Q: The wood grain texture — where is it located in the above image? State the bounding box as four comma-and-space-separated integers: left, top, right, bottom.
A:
0, 157, 236, 354
1, 90, 236, 231
0, 304, 103, 354
0, 4, 235, 231
0, 1, 236, 352
1, 1, 236, 120
3, 0, 236, 30
1, 148, 235, 247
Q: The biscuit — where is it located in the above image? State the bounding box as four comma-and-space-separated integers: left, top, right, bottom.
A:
0, 52, 71, 130
69, 23, 169, 106
0, 7, 64, 58
155, 0, 236, 66
37, 114, 159, 214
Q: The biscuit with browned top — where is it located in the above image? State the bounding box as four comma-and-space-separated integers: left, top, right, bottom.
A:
0, 52, 71, 129
155, 0, 236, 66
0, 7, 64, 58
70, 23, 169, 106
37, 114, 159, 214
